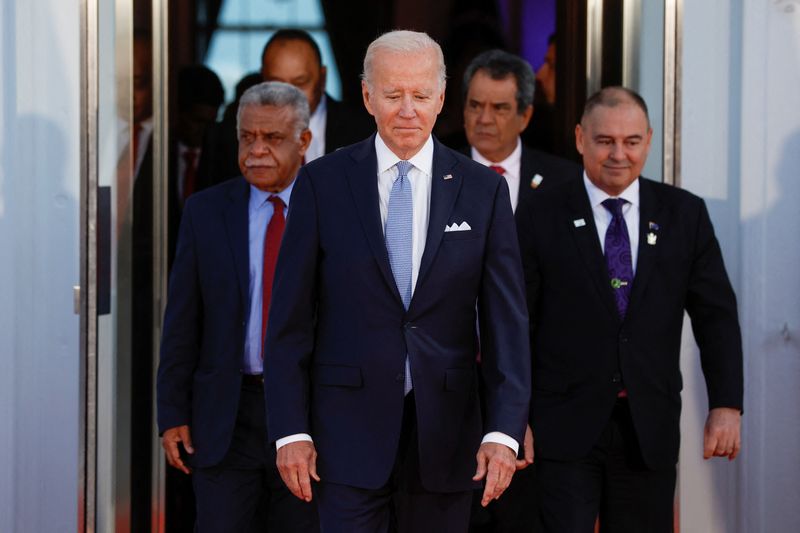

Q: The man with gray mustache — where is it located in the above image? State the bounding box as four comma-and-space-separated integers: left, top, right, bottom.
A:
157, 81, 320, 532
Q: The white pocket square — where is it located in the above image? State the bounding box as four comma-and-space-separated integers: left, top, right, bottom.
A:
445, 221, 472, 232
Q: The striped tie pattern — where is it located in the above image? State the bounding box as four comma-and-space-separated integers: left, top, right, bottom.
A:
385, 160, 414, 394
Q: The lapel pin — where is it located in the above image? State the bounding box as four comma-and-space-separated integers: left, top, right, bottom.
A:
443, 174, 453, 180
531, 174, 544, 188
647, 232, 657, 245
573, 218, 586, 228
648, 221, 660, 231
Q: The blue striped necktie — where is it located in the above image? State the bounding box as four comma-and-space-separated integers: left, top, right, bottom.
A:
385, 160, 414, 393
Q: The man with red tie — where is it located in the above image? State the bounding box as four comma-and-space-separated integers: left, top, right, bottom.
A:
461, 49, 580, 217
157, 81, 319, 532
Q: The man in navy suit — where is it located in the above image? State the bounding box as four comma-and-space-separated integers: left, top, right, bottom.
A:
516, 87, 743, 532
157, 81, 319, 532
263, 30, 531, 533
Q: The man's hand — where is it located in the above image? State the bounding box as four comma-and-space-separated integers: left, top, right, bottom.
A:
277, 441, 320, 502
162, 425, 194, 474
703, 407, 742, 461
473, 442, 517, 507
515, 425, 535, 471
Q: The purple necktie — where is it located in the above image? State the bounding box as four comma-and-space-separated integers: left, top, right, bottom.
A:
602, 198, 633, 318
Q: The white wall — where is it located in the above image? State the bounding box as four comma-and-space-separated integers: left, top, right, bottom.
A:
0, 0, 81, 531
679, 0, 800, 531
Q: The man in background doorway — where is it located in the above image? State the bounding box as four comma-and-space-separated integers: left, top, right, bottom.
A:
461, 48, 579, 533
196, 29, 372, 189
168, 64, 224, 266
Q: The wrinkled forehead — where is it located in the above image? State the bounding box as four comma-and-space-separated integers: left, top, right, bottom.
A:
239, 104, 296, 129
372, 49, 442, 88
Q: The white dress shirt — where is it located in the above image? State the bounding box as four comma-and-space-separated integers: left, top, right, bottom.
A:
277, 134, 519, 455
583, 172, 640, 273
471, 138, 522, 212
304, 94, 328, 163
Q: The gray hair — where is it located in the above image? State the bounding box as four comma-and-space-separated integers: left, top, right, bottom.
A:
361, 30, 446, 91
236, 81, 310, 137
462, 49, 535, 115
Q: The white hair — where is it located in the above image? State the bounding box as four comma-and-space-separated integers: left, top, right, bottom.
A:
361, 30, 446, 91
236, 81, 310, 137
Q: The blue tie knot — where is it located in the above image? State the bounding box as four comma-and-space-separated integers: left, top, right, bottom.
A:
602, 198, 627, 218
396, 160, 413, 180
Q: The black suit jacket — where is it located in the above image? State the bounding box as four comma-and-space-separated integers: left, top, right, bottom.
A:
461, 143, 581, 214
158, 178, 266, 467
196, 93, 374, 190
515, 176, 743, 469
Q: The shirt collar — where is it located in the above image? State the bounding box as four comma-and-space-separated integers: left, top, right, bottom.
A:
374, 133, 434, 177
583, 171, 639, 209
248, 178, 296, 212
470, 137, 522, 172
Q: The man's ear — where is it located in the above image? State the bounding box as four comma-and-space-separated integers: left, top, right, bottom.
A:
575, 123, 585, 155
519, 104, 534, 133
298, 129, 312, 155
361, 80, 375, 116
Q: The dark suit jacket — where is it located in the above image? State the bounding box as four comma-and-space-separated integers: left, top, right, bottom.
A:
196, 93, 374, 190
263, 135, 531, 492
461, 143, 581, 212
157, 177, 258, 467
515, 176, 743, 470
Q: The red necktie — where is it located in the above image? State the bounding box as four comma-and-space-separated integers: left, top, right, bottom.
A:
261, 196, 286, 357
488, 165, 506, 175
182, 149, 199, 201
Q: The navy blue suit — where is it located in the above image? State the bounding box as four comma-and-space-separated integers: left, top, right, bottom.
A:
263, 135, 530, 512
157, 177, 318, 532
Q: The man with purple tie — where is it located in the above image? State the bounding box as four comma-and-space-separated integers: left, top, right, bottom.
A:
515, 86, 743, 532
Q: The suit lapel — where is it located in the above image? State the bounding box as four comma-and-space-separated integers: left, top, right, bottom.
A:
518, 146, 535, 206
566, 179, 620, 319
223, 178, 251, 307
417, 140, 461, 290
627, 178, 666, 317
344, 136, 404, 306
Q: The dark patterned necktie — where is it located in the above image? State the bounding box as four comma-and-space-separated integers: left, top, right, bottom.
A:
602, 198, 633, 318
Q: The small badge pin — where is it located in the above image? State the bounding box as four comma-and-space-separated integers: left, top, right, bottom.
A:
647, 232, 657, 245
573, 218, 586, 228
443, 174, 453, 180
611, 278, 629, 289
648, 221, 660, 231
531, 174, 544, 188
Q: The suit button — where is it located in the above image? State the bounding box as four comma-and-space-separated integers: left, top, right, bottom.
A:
611, 373, 622, 384
620, 336, 629, 343
395, 373, 405, 382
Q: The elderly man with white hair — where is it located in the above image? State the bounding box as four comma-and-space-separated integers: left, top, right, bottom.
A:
264, 30, 531, 532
